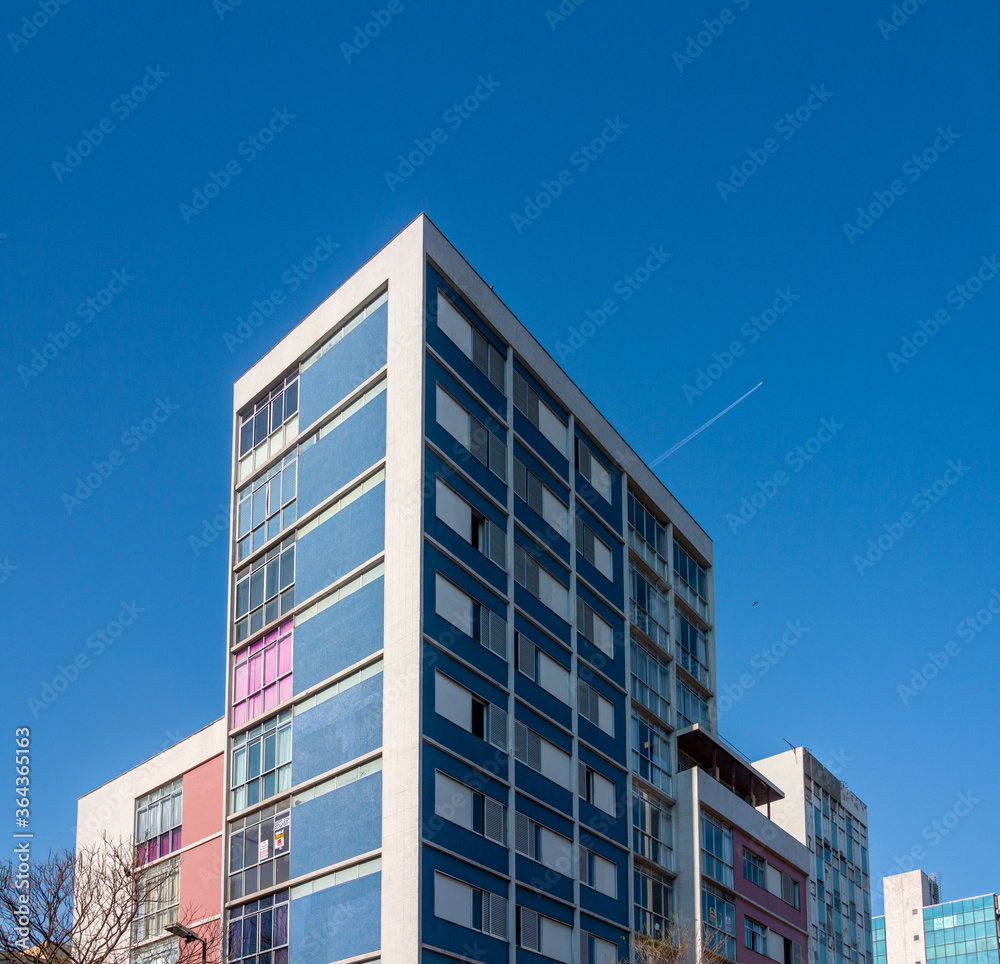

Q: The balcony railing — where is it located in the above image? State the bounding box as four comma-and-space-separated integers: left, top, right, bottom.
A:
676, 643, 710, 685
629, 528, 668, 580
630, 599, 669, 649
674, 573, 708, 620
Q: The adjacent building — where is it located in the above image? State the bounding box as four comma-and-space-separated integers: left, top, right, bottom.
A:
76, 719, 226, 964
874, 870, 1000, 964
753, 749, 872, 964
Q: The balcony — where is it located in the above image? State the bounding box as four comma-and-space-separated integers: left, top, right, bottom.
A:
674, 572, 708, 621
629, 528, 667, 580
675, 643, 710, 686
630, 599, 669, 649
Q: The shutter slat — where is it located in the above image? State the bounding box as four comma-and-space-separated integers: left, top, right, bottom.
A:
490, 704, 508, 751
484, 797, 506, 845
518, 634, 535, 681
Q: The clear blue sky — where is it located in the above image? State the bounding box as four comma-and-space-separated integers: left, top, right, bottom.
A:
2, 0, 998, 914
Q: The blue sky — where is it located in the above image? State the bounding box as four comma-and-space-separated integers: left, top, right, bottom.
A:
2, 0, 998, 914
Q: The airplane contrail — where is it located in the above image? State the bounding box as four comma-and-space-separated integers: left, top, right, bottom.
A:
650, 382, 764, 466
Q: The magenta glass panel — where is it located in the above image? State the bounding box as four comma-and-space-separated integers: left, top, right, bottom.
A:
234, 663, 249, 702
172, 828, 182, 850
263, 684, 277, 712
278, 677, 292, 703
234, 703, 247, 728
136, 843, 147, 866
249, 654, 262, 691
249, 693, 262, 718
159, 833, 170, 858
277, 638, 291, 675
263, 646, 277, 685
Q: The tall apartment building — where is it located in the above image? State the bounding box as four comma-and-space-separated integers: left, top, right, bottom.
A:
754, 749, 872, 964
75, 719, 226, 964
873, 870, 1000, 964
220, 214, 720, 964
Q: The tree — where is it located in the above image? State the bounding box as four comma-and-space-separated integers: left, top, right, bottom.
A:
629, 919, 732, 964
0, 835, 218, 964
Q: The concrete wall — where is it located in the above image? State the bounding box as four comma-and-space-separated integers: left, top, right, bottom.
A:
883, 871, 932, 964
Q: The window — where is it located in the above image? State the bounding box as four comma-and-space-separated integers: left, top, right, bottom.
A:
630, 565, 668, 648
675, 608, 709, 685
435, 771, 507, 845
228, 800, 291, 900
628, 492, 667, 575
436, 385, 506, 479
701, 883, 736, 960
514, 545, 569, 620
635, 869, 672, 939
513, 456, 569, 536
131, 939, 178, 964
232, 621, 293, 727
631, 712, 671, 793
578, 679, 615, 736
434, 573, 507, 659
579, 762, 616, 816
227, 889, 289, 964
583, 933, 619, 964
302, 290, 386, 372
578, 598, 614, 657
631, 637, 669, 721
136, 778, 182, 866
580, 846, 617, 897
673, 542, 707, 618
298, 376, 387, 458
437, 290, 506, 391
781, 870, 801, 909
434, 872, 508, 940
132, 855, 179, 943
743, 849, 766, 888
515, 813, 573, 876
238, 371, 299, 465
746, 917, 768, 955
577, 516, 614, 579
514, 371, 567, 455
700, 812, 734, 887
518, 907, 572, 963
677, 682, 709, 730
236, 454, 297, 562
632, 790, 672, 871
435, 479, 506, 570
515, 721, 572, 788
234, 537, 295, 643
577, 438, 613, 502
516, 633, 571, 704
434, 672, 508, 751
231, 711, 292, 811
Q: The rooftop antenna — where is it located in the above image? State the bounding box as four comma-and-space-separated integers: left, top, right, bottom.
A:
782, 739, 797, 759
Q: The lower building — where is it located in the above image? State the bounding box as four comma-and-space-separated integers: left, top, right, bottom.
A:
874, 870, 1000, 964
76, 719, 226, 964
675, 727, 811, 964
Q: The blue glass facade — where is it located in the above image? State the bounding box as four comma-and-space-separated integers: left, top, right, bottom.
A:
874, 895, 1000, 964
